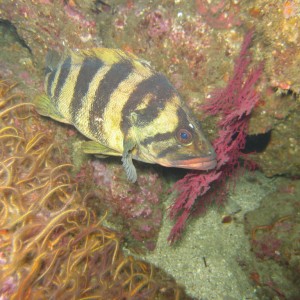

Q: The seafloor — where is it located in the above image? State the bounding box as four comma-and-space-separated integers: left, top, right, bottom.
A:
141, 171, 298, 299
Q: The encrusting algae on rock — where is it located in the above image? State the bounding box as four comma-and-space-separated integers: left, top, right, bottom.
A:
0, 80, 193, 299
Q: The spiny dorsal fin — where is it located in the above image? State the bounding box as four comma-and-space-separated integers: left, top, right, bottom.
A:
70, 48, 153, 77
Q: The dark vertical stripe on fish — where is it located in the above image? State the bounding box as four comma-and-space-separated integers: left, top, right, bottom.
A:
53, 57, 72, 103
89, 60, 134, 139
121, 74, 176, 134
70, 57, 104, 123
46, 69, 57, 98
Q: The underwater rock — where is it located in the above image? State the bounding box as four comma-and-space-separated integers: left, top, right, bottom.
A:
244, 178, 300, 299
1, 0, 299, 177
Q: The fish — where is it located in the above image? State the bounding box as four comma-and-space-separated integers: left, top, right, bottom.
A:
34, 48, 216, 182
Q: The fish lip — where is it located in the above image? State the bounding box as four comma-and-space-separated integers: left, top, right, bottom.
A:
158, 155, 217, 170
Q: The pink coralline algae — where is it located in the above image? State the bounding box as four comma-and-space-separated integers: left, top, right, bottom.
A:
145, 10, 171, 39
195, 0, 241, 29
90, 159, 163, 250
63, 2, 96, 28
0, 276, 16, 300
252, 235, 282, 261
168, 30, 264, 244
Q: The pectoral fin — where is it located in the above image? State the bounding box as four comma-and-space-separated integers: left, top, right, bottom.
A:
82, 141, 121, 156
33, 94, 70, 124
122, 139, 137, 183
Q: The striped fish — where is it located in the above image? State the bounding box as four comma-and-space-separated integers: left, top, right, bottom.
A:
34, 48, 216, 182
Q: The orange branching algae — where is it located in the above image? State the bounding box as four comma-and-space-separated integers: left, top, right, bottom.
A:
0, 80, 190, 299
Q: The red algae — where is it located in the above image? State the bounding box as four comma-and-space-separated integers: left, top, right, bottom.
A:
168, 30, 263, 244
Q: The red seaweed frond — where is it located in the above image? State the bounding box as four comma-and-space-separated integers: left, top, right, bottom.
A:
168, 30, 264, 244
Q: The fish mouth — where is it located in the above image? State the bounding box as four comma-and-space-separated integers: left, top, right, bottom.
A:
157, 154, 217, 171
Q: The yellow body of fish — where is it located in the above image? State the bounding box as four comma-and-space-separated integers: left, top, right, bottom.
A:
34, 48, 216, 182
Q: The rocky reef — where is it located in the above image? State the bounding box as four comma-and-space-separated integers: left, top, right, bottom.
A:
0, 0, 299, 299
0, 0, 299, 177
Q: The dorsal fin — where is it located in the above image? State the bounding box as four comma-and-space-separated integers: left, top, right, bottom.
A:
69, 48, 153, 77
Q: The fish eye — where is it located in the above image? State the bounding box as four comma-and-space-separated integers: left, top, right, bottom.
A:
176, 129, 193, 144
